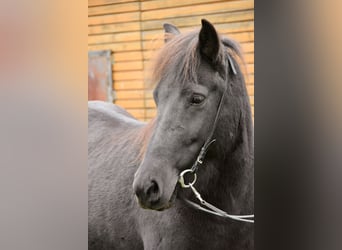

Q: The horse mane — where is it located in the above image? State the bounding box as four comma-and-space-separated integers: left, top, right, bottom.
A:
126, 118, 156, 164
151, 29, 245, 86
137, 118, 156, 161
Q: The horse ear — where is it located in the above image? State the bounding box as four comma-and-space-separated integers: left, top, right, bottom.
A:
163, 23, 180, 43
199, 19, 221, 64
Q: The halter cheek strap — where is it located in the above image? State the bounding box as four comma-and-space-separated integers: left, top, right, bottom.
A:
190, 53, 233, 173
190, 86, 227, 173
179, 54, 254, 223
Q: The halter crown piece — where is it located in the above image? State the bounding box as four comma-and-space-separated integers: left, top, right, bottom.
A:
178, 54, 254, 223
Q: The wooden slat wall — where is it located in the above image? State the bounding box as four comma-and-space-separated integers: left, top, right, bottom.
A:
88, 0, 254, 121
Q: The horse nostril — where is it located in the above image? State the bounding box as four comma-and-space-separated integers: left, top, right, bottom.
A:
146, 180, 158, 195
134, 179, 161, 208
146, 180, 160, 202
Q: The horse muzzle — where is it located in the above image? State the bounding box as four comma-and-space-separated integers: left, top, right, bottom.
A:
133, 168, 179, 211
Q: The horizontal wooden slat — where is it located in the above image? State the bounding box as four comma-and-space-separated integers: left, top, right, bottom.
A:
113, 70, 143, 81
246, 75, 254, 85
249, 96, 254, 105
115, 90, 145, 100
88, 41, 141, 52
88, 21, 140, 35
141, 10, 254, 31
114, 80, 144, 90
240, 42, 254, 53
141, 1, 254, 21
141, 0, 228, 11
88, 31, 140, 45
145, 99, 156, 108
243, 53, 254, 64
224, 31, 254, 43
114, 51, 142, 62
89, 2, 139, 16
113, 61, 143, 72
247, 85, 254, 96
88, 0, 137, 7
144, 90, 154, 99
89, 12, 140, 26
246, 64, 254, 74
142, 49, 159, 62
116, 99, 145, 109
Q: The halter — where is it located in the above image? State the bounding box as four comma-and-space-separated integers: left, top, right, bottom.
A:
178, 54, 254, 223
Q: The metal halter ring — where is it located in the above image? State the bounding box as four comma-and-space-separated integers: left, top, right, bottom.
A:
179, 169, 197, 188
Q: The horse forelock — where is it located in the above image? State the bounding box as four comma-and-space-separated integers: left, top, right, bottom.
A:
151, 29, 245, 89
151, 30, 200, 86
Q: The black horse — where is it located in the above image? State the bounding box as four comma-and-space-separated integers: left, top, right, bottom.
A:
88, 19, 254, 250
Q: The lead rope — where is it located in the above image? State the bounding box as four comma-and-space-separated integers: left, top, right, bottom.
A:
178, 54, 254, 223
179, 155, 254, 223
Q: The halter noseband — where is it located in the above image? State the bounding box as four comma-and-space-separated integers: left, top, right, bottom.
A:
178, 54, 254, 223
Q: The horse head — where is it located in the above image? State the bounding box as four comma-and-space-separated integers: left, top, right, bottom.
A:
133, 20, 238, 210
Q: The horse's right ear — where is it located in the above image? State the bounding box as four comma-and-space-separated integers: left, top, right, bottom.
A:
163, 23, 180, 43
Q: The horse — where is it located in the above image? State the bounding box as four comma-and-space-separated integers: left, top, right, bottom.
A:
88, 19, 254, 250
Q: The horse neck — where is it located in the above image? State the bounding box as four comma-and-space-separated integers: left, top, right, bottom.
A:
199, 88, 254, 214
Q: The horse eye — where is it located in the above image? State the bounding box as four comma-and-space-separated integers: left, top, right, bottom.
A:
190, 94, 205, 105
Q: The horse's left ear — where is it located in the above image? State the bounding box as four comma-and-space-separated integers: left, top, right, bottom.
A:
199, 19, 221, 64
163, 23, 180, 43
